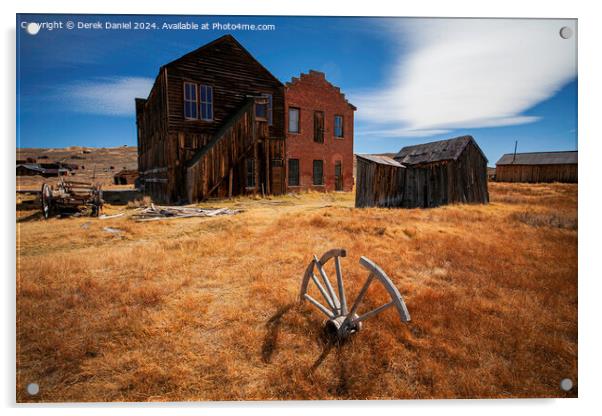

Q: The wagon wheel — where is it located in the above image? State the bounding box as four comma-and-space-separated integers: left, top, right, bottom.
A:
91, 186, 103, 217
300, 249, 411, 341
41, 183, 53, 219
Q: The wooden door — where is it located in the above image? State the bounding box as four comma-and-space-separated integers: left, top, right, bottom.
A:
271, 159, 284, 195
334, 161, 343, 191
314, 111, 324, 143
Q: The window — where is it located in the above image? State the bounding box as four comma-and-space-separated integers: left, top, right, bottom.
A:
200, 85, 213, 121
255, 93, 272, 125
288, 107, 300, 133
334, 115, 344, 138
245, 158, 255, 188
288, 159, 300, 186
184, 82, 198, 119
313, 160, 324, 186
314, 111, 324, 143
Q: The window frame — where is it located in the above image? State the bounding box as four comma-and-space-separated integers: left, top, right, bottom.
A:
312, 160, 324, 186
199, 84, 214, 121
334, 115, 344, 138
183, 82, 198, 120
314, 111, 325, 143
288, 107, 300, 134
288, 158, 300, 187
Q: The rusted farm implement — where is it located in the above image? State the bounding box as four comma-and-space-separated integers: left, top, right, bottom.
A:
300, 249, 410, 341
41, 179, 103, 219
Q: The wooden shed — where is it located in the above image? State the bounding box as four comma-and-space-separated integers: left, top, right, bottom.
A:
355, 155, 405, 208
355, 135, 489, 209
495, 151, 577, 183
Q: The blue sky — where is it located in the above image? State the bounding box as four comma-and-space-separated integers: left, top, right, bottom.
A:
16, 14, 577, 166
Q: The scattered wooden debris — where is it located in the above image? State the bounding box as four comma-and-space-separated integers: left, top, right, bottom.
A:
99, 213, 125, 220
132, 204, 241, 221
102, 226, 122, 234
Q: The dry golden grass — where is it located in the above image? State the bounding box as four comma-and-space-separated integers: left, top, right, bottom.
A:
16, 182, 577, 401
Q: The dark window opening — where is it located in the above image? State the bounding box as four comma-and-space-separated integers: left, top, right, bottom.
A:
184, 82, 198, 119
314, 111, 324, 143
200, 85, 213, 121
255, 93, 272, 125
313, 160, 324, 185
288, 159, 300, 186
334, 115, 344, 138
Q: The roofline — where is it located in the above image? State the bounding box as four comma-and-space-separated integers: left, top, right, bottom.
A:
286, 69, 356, 110
498, 150, 577, 156
395, 135, 488, 164
164, 34, 284, 88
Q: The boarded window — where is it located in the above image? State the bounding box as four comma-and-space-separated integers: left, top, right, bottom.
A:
334, 115, 344, 138
289, 107, 300, 133
246, 158, 255, 188
184, 82, 198, 119
313, 160, 324, 185
314, 111, 324, 143
200, 85, 213, 121
288, 159, 300, 186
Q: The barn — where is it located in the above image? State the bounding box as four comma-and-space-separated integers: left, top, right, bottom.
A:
495, 151, 577, 183
355, 135, 489, 208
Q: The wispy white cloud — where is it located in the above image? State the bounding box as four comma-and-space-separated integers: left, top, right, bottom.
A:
63, 77, 154, 116
351, 18, 577, 138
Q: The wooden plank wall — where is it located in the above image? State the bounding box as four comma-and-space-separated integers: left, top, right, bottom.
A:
355, 158, 405, 208
185, 99, 284, 202
496, 164, 577, 183
355, 142, 489, 209
136, 69, 174, 203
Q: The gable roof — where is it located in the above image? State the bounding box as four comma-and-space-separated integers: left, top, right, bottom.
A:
356, 154, 404, 167
164, 34, 283, 87
496, 151, 577, 166
394, 135, 487, 166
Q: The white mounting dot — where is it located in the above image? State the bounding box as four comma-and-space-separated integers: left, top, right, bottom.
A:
26, 22, 40, 36
27, 382, 39, 395
560, 378, 573, 391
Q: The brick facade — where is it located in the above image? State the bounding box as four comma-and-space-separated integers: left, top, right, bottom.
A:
284, 70, 356, 192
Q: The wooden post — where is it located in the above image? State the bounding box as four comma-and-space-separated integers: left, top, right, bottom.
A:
228, 167, 233, 198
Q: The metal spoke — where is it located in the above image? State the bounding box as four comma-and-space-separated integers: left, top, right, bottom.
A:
303, 294, 335, 319
313, 256, 340, 311
335, 255, 347, 315
310, 273, 335, 311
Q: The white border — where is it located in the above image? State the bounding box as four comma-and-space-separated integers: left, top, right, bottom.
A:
3, 1, 601, 415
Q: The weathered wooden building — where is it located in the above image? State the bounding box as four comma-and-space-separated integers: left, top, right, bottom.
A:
355, 135, 489, 208
113, 169, 139, 185
136, 35, 285, 203
495, 151, 577, 183
355, 155, 405, 208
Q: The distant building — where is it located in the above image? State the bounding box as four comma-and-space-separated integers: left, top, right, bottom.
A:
495, 151, 577, 183
355, 135, 489, 208
113, 169, 139, 185
16, 163, 68, 177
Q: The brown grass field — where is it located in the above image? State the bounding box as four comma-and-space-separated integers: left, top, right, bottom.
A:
16, 182, 577, 401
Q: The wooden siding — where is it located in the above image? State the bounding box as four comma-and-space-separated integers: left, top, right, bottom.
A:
355, 157, 405, 208
185, 98, 285, 202
495, 164, 577, 183
165, 36, 284, 139
136, 35, 287, 203
355, 141, 489, 209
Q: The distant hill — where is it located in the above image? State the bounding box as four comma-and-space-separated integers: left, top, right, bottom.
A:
16, 146, 138, 190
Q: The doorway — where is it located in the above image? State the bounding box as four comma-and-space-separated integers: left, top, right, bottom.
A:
334, 160, 343, 191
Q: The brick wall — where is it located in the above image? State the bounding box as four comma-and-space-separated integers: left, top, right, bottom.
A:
284, 70, 355, 192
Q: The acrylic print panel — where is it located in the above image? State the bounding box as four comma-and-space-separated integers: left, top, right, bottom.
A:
16, 14, 577, 401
